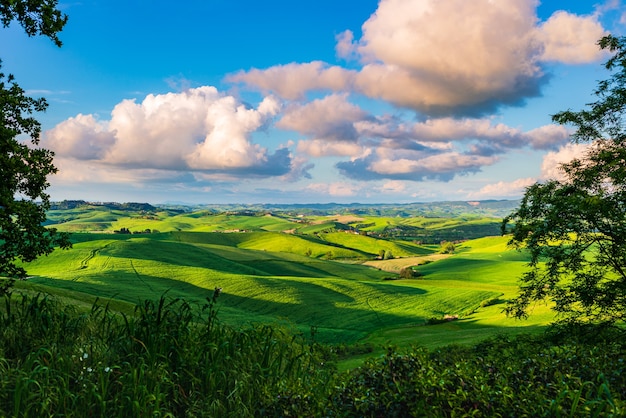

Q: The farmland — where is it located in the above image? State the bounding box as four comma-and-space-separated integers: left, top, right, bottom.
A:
17, 200, 551, 348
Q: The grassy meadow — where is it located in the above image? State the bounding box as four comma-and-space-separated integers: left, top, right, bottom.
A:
19, 202, 551, 349
5, 202, 626, 416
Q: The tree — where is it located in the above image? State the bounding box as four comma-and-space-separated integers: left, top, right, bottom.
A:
439, 241, 455, 254
399, 267, 421, 279
0, 0, 70, 294
502, 35, 626, 328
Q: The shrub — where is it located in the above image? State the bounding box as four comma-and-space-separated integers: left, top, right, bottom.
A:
439, 240, 456, 254
329, 335, 626, 417
2, 294, 626, 416
480, 297, 503, 307
399, 267, 422, 279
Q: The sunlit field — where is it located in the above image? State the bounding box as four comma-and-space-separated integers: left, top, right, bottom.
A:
20, 205, 552, 349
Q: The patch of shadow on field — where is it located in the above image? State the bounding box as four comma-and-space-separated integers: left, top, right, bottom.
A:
103, 239, 377, 279
103, 240, 270, 276
418, 257, 497, 275
220, 277, 429, 331
372, 318, 548, 350
294, 234, 372, 257
415, 318, 548, 339
352, 280, 428, 296
221, 289, 427, 337
29, 272, 218, 306
236, 260, 335, 278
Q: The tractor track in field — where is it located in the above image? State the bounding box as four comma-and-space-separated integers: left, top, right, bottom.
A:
79, 242, 113, 270
129, 259, 154, 292
366, 297, 384, 324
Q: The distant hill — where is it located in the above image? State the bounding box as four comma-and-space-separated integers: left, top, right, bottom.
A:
44, 199, 518, 243
50, 200, 157, 212
159, 199, 521, 218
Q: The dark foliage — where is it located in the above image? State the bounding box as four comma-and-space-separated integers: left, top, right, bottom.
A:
503, 36, 626, 328
0, 0, 71, 292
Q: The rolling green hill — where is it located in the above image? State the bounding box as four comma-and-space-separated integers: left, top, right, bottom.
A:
18, 206, 551, 347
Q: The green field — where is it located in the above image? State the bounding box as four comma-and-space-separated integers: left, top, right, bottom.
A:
16, 203, 552, 352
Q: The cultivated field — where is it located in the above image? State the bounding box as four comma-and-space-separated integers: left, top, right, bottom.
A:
19, 201, 551, 350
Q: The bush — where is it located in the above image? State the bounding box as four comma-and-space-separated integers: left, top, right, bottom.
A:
330, 335, 626, 417
439, 241, 456, 254
480, 297, 503, 307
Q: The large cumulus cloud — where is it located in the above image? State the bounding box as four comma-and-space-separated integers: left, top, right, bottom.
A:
228, 0, 606, 117
44, 87, 301, 179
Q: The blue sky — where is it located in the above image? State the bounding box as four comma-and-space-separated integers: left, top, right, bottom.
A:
3, 0, 626, 204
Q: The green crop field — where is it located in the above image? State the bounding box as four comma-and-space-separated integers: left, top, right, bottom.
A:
14, 203, 553, 355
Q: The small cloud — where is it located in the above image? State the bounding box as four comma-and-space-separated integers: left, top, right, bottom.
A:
536, 11, 607, 63
336, 150, 498, 182
164, 74, 193, 92
25, 89, 71, 98
470, 177, 537, 199
226, 61, 355, 100
306, 181, 360, 197
297, 139, 364, 157
379, 180, 407, 193
540, 142, 592, 181
277, 94, 368, 141
335, 30, 358, 61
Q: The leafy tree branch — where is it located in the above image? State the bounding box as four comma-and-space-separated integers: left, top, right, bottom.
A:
503, 35, 626, 329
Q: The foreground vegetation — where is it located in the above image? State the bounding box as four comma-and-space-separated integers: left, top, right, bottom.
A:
1, 291, 624, 417
2, 201, 623, 416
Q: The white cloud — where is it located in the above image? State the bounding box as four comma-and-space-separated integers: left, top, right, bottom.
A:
269, 93, 571, 182
277, 94, 367, 140
45, 114, 114, 160
44, 88, 293, 177
369, 149, 498, 177
305, 181, 360, 197
379, 180, 407, 193
335, 30, 358, 61
297, 140, 364, 157
467, 141, 595, 201
523, 124, 571, 150
227, 0, 607, 116
540, 142, 592, 181
226, 62, 354, 100
537, 11, 607, 63
470, 177, 537, 198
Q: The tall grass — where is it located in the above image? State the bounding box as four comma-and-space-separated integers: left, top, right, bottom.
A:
2, 292, 625, 416
0, 290, 334, 417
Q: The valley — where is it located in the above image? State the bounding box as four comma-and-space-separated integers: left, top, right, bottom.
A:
18, 200, 551, 349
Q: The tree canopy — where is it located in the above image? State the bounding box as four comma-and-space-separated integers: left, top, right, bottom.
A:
1, 0, 67, 46
0, 0, 70, 293
502, 35, 626, 328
